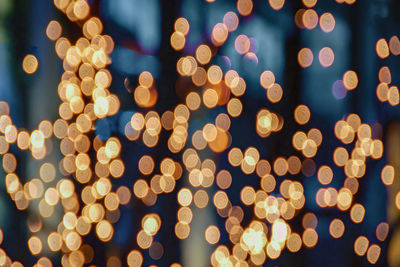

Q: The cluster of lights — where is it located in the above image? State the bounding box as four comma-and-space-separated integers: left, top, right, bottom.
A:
0, 0, 399, 266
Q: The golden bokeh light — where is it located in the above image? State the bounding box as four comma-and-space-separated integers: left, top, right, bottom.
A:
223, 12, 239, 32
302, 9, 318, 30
260, 70, 275, 90
237, 0, 253, 16
302, 0, 317, 8
267, 83, 283, 103
319, 47, 334, 67
294, 104, 310, 125
343, 70, 358, 90
381, 165, 395, 186
211, 23, 228, 46
354, 236, 369, 256
350, 203, 365, 223
269, 0, 285, 10
298, 48, 313, 68
171, 31, 186, 51
302, 228, 318, 248
22, 54, 39, 74
46, 20, 62, 41
319, 12, 335, 33
235, 34, 251, 55
376, 38, 389, 59
329, 218, 345, 238
175, 17, 190, 36
205, 225, 220, 244
367, 244, 381, 264
196, 44, 212, 65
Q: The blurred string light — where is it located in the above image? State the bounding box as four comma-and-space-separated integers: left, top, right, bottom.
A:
0, 0, 398, 266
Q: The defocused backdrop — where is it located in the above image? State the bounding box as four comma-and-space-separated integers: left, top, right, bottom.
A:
0, 0, 399, 266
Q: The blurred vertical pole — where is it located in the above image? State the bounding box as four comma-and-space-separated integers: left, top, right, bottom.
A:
182, 205, 214, 267
0, 0, 27, 263
349, 0, 376, 120
179, 1, 215, 265
386, 122, 400, 267
383, 1, 400, 266
281, 2, 305, 266
387, 0, 400, 265
347, 1, 377, 266
349, 0, 391, 266
24, 0, 62, 265
0, 0, 62, 264
157, 0, 182, 264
